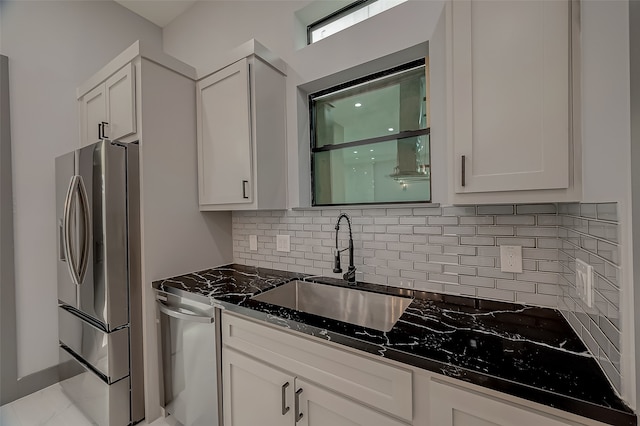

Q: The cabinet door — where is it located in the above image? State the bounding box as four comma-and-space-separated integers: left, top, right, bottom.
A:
430, 381, 573, 426
81, 83, 106, 147
105, 63, 136, 141
197, 59, 253, 206
452, 0, 569, 193
296, 379, 408, 426
223, 347, 294, 426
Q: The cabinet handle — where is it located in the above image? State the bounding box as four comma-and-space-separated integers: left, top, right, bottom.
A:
98, 123, 103, 140
100, 121, 109, 139
461, 155, 466, 187
242, 180, 249, 199
281, 382, 290, 415
295, 388, 303, 422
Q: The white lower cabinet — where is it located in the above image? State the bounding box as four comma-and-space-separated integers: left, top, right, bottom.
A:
221, 312, 607, 426
222, 347, 407, 426
430, 381, 585, 426
221, 313, 412, 426
223, 347, 295, 426
297, 379, 407, 426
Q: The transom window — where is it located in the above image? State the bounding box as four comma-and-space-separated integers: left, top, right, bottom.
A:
307, 0, 408, 45
309, 59, 431, 206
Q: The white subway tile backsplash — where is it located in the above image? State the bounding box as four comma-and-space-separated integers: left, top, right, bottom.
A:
557, 202, 622, 395
460, 216, 495, 225
427, 216, 459, 225
460, 236, 495, 246
516, 204, 557, 214
443, 226, 476, 235
515, 292, 558, 307
496, 215, 536, 225
477, 226, 515, 236
495, 237, 536, 247
443, 206, 476, 216
477, 205, 514, 215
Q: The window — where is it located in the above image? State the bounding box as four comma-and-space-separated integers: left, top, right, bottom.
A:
307, 0, 408, 45
310, 59, 431, 206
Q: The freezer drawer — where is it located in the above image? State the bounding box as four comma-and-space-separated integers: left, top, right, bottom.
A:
59, 347, 130, 426
157, 295, 219, 426
58, 306, 129, 383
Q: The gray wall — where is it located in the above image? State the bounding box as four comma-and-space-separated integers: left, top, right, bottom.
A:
0, 0, 163, 379
629, 0, 640, 412
0, 54, 18, 405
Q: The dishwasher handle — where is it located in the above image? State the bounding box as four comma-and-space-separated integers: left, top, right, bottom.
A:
157, 302, 214, 324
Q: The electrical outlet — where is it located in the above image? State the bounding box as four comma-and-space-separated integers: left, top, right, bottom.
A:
500, 245, 523, 273
249, 235, 257, 251
276, 234, 290, 252
575, 258, 594, 308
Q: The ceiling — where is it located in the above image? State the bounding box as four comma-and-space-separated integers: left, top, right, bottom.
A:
113, 0, 197, 27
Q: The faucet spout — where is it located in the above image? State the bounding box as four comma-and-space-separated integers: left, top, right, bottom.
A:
334, 214, 356, 284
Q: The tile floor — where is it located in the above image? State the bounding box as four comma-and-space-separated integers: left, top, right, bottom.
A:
0, 383, 177, 426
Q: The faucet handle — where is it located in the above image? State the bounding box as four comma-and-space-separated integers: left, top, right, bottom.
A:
333, 249, 342, 273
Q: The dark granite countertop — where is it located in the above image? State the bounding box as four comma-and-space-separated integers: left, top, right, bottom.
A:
152, 264, 636, 426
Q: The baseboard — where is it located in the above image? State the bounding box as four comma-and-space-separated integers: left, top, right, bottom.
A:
3, 364, 61, 404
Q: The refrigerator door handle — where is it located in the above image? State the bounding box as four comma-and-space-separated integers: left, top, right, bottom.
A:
76, 176, 91, 285
63, 175, 81, 285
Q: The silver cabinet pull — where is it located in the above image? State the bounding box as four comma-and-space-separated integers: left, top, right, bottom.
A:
281, 382, 290, 415
461, 155, 466, 187
242, 180, 249, 199
157, 302, 214, 323
295, 388, 303, 422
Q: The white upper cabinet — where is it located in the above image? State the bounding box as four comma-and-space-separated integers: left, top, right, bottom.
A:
196, 43, 287, 211
105, 64, 136, 142
447, 0, 579, 203
81, 84, 106, 147
79, 63, 136, 147
197, 59, 253, 206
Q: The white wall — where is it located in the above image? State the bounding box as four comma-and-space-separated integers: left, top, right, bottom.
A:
163, 0, 446, 208
0, 0, 163, 378
579, 0, 635, 408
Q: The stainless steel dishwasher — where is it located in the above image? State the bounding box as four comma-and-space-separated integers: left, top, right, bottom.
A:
155, 290, 222, 426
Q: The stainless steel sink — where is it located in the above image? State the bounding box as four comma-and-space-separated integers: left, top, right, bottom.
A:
251, 280, 413, 332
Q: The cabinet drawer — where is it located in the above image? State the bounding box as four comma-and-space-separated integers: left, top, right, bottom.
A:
222, 313, 412, 422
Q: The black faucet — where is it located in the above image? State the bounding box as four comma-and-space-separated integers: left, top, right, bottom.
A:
333, 213, 356, 284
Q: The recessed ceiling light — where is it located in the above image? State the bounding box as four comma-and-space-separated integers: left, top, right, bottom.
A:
370, 149, 374, 152
388, 127, 394, 132
354, 103, 362, 107
371, 157, 375, 160
353, 151, 358, 154
355, 157, 359, 160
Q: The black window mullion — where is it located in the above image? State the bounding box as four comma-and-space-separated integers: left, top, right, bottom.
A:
311, 129, 430, 153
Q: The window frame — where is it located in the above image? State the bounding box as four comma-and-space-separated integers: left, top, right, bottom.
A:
309, 58, 431, 207
307, 0, 373, 45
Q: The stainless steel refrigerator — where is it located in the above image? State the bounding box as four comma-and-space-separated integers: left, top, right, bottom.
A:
56, 140, 144, 426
